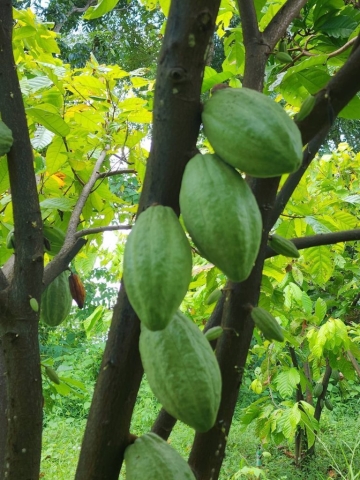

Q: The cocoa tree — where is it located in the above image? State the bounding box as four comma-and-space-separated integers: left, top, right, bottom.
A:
1, 0, 360, 479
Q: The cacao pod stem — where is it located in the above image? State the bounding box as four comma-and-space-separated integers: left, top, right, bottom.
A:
69, 272, 86, 309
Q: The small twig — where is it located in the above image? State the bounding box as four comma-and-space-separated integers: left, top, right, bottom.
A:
97, 169, 136, 179
74, 225, 133, 238
65, 147, 110, 241
347, 350, 360, 377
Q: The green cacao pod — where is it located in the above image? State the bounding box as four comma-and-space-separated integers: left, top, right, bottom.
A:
139, 311, 222, 432
205, 288, 222, 305
331, 369, 340, 382
325, 398, 333, 411
124, 205, 192, 331
296, 95, 316, 122
202, 88, 303, 178
43, 225, 66, 256
180, 154, 262, 282
0, 120, 13, 156
204, 326, 223, 342
276, 52, 293, 63
268, 234, 300, 258
313, 382, 323, 397
124, 433, 196, 480
250, 307, 284, 342
40, 271, 72, 327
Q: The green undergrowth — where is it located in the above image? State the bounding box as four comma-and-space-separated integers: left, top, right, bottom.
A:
41, 380, 360, 479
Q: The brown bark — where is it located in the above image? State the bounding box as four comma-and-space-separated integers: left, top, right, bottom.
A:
0, 3, 44, 478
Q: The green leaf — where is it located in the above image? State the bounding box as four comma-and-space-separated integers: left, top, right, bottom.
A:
339, 95, 360, 119
275, 368, 300, 398
45, 136, 67, 175
320, 15, 358, 38
40, 197, 76, 211
84, 0, 119, 20
314, 297, 327, 322
201, 67, 233, 93
302, 291, 313, 315
303, 246, 333, 285
27, 107, 70, 137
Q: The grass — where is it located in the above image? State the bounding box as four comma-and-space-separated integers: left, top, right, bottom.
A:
40, 390, 360, 479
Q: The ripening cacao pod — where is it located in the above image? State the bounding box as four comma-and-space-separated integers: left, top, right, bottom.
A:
268, 234, 300, 258
0, 120, 13, 156
204, 326, 223, 342
325, 398, 333, 411
124, 205, 192, 331
41, 271, 72, 327
139, 311, 222, 432
43, 225, 66, 256
202, 88, 303, 177
205, 289, 222, 305
331, 369, 340, 382
124, 433, 196, 480
250, 306, 284, 342
313, 382, 323, 397
180, 154, 262, 282
68, 272, 86, 309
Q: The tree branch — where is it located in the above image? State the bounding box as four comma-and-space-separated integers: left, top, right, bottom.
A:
263, 0, 309, 47
266, 229, 360, 259
66, 147, 109, 240
74, 225, 133, 238
97, 169, 136, 179
347, 350, 360, 377
189, 177, 281, 479
53, 0, 97, 33
271, 127, 329, 225
296, 33, 360, 146
0, 4, 44, 478
236, 0, 259, 43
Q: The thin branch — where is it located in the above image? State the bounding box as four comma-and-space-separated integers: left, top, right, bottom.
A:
296, 33, 360, 146
347, 350, 360, 377
65, 147, 109, 241
263, 0, 309, 48
97, 169, 136, 179
271, 127, 329, 225
328, 37, 358, 57
296, 37, 358, 59
53, 0, 97, 32
74, 225, 133, 238
42, 238, 87, 288
265, 229, 360, 259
